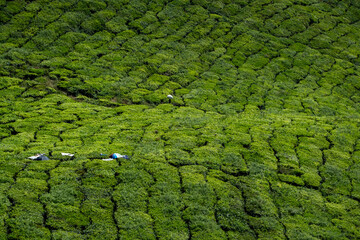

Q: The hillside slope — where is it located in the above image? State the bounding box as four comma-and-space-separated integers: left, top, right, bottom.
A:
1, 0, 360, 239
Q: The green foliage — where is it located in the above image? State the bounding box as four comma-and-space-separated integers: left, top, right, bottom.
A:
278, 174, 305, 186
8, 178, 48, 203
79, 159, 118, 239
0, 0, 359, 239
180, 165, 227, 239
7, 201, 50, 240
115, 210, 155, 240
41, 184, 83, 206
52, 230, 84, 240
208, 177, 253, 235
46, 203, 90, 231
320, 163, 351, 195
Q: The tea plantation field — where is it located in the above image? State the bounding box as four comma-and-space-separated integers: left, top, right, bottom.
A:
1, 0, 360, 239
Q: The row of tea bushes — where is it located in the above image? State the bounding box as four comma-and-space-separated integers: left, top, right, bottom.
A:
207, 174, 255, 239
81, 160, 118, 240
42, 160, 89, 238
180, 165, 226, 239
4, 160, 53, 239
114, 162, 156, 239
146, 162, 188, 240
0, 160, 27, 239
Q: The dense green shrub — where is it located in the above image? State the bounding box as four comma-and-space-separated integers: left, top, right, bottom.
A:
17, 170, 48, 180
145, 163, 188, 239
320, 163, 351, 195
208, 177, 253, 235
179, 165, 227, 239
46, 203, 90, 231
52, 230, 84, 240
7, 201, 50, 240
8, 177, 48, 203
0, 0, 359, 238
115, 210, 156, 240
41, 184, 83, 206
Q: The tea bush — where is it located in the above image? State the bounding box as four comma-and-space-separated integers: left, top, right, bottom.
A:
180, 165, 227, 239
7, 201, 50, 240
80, 160, 118, 240
46, 203, 90, 231
208, 176, 254, 236
146, 163, 188, 239
0, 0, 360, 238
